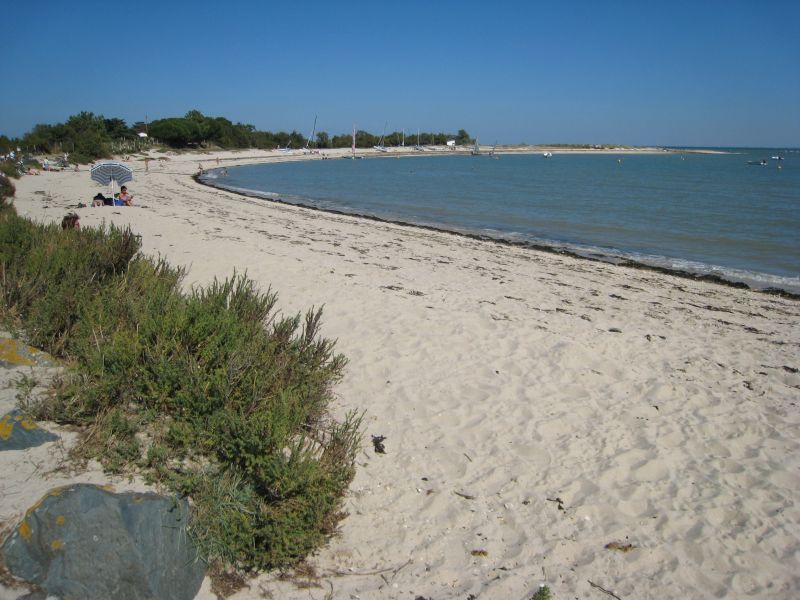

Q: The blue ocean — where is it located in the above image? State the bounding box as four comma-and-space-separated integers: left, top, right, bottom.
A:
206, 149, 800, 293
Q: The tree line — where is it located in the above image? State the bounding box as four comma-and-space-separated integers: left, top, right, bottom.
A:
1, 110, 474, 163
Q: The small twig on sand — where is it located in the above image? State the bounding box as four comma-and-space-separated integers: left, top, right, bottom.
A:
454, 491, 476, 500
588, 580, 622, 599
391, 558, 412, 580
325, 559, 411, 578
463, 452, 473, 462
327, 566, 394, 577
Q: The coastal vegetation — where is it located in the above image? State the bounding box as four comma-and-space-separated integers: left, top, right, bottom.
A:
1, 110, 473, 162
0, 178, 362, 572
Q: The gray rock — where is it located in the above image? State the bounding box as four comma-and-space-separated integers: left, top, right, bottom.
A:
0, 409, 59, 451
1, 484, 205, 600
0, 337, 56, 369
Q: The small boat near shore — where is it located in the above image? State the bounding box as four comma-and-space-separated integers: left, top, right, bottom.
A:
373, 122, 388, 152
470, 138, 481, 156
747, 159, 768, 166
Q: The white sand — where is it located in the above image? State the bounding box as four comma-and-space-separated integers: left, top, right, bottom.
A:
3, 148, 799, 599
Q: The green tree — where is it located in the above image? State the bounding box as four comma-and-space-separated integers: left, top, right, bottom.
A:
315, 132, 330, 148
184, 110, 211, 144
3, 109, 474, 157
149, 118, 195, 147
455, 129, 472, 145
104, 118, 132, 139
65, 112, 110, 158
184, 109, 205, 122
0, 135, 14, 154
25, 124, 54, 153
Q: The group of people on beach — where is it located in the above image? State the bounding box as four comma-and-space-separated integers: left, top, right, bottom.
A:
92, 185, 134, 207
197, 162, 227, 177
66, 183, 136, 231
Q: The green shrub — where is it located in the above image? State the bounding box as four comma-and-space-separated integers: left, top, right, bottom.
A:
531, 587, 552, 600
0, 210, 140, 353
0, 175, 14, 207
1, 161, 19, 179
0, 207, 361, 571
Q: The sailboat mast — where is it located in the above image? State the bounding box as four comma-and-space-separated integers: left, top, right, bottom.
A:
352, 125, 356, 158
306, 115, 317, 149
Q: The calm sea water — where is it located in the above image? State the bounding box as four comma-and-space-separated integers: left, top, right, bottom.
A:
206, 149, 800, 293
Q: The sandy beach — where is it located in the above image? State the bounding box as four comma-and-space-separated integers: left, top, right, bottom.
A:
3, 147, 799, 599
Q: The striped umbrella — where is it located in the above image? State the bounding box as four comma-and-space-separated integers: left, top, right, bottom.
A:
90, 161, 133, 195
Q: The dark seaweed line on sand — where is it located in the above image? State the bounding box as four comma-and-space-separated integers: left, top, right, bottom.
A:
195, 175, 799, 301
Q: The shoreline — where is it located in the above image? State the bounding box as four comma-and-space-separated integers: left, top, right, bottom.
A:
6, 148, 800, 599
181, 144, 731, 163
195, 156, 798, 300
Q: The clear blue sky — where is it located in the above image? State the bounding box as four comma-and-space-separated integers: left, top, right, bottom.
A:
3, 0, 798, 146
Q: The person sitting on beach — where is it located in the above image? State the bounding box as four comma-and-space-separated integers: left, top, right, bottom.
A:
118, 186, 134, 206
61, 212, 80, 230
93, 193, 109, 206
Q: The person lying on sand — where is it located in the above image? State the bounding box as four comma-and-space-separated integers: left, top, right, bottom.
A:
93, 193, 111, 207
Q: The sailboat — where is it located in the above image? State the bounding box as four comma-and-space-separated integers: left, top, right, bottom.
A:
373, 122, 389, 152
344, 125, 363, 159
489, 142, 499, 159
470, 138, 481, 156
302, 115, 317, 154
414, 128, 425, 151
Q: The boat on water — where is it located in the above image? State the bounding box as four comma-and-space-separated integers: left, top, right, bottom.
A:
343, 125, 364, 159
771, 155, 784, 161
302, 115, 317, 154
543, 151, 553, 158
470, 138, 481, 156
747, 159, 768, 166
373, 122, 389, 152
414, 129, 425, 151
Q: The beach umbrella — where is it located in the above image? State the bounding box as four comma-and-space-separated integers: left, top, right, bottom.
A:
90, 161, 133, 195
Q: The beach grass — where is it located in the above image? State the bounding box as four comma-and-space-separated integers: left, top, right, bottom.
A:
0, 177, 14, 204
0, 194, 361, 571
0, 161, 18, 180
